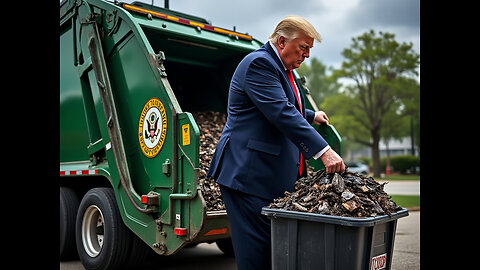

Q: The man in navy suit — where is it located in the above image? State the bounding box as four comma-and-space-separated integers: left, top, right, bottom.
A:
207, 15, 345, 269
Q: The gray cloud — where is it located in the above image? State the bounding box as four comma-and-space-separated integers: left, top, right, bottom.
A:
125, 0, 419, 73
345, 0, 420, 30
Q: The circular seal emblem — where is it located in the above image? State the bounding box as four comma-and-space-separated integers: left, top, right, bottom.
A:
138, 98, 167, 158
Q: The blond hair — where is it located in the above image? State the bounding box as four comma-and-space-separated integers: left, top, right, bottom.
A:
269, 15, 321, 43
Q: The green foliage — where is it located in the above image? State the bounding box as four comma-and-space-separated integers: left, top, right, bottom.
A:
389, 155, 420, 174
296, 58, 341, 105
358, 157, 371, 167
324, 29, 420, 176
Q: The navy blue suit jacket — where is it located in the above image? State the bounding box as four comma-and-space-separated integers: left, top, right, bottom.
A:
206, 42, 329, 201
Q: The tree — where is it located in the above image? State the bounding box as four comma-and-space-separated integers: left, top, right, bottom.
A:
296, 58, 341, 106
328, 30, 420, 177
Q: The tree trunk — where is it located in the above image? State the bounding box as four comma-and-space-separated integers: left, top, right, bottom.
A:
371, 129, 381, 177
385, 140, 391, 176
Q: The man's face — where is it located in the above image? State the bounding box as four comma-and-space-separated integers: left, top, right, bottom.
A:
278, 32, 314, 70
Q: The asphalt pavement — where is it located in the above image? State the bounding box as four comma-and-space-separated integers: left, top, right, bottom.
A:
60, 242, 235, 270
380, 180, 420, 196
391, 210, 420, 270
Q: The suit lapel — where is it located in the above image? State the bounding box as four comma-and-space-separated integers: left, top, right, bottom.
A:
263, 42, 305, 117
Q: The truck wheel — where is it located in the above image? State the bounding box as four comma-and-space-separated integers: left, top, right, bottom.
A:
216, 238, 235, 257
123, 229, 151, 268
60, 186, 79, 260
76, 188, 130, 270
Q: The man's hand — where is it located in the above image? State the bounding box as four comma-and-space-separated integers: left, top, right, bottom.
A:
320, 148, 345, 174
313, 111, 329, 125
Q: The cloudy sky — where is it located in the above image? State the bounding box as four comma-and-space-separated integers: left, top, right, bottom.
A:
125, 0, 420, 76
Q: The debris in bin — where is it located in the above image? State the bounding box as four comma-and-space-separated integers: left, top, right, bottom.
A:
269, 169, 403, 217
193, 111, 227, 211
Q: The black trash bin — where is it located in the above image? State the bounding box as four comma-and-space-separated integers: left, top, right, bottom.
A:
261, 207, 409, 270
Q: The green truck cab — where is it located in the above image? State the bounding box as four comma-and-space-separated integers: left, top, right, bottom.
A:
60, 1, 342, 269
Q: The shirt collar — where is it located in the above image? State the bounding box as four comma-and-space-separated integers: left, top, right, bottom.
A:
269, 40, 288, 71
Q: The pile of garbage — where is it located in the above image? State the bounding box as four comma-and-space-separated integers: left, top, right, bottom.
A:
193, 111, 227, 211
269, 169, 402, 217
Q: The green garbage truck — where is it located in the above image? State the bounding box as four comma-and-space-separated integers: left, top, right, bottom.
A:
60, 1, 342, 269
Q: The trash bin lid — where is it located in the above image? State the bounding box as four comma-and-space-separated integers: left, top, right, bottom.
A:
261, 207, 409, 227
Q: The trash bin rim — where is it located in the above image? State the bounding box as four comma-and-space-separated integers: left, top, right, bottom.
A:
261, 207, 409, 227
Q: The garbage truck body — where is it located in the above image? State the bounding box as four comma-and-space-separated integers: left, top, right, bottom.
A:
59, 0, 342, 268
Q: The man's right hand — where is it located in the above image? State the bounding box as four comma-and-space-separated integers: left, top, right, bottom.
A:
320, 148, 345, 174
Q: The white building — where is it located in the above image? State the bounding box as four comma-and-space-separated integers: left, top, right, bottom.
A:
379, 137, 419, 157
346, 136, 419, 161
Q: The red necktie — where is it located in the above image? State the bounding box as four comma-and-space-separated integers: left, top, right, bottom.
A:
287, 70, 304, 176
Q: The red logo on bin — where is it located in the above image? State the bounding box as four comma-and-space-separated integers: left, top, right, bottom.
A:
371, 253, 387, 270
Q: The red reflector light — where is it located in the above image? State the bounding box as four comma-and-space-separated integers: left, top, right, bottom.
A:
141, 195, 147, 204
174, 228, 188, 236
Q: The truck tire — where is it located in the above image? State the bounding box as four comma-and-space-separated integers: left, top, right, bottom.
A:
60, 186, 79, 260
75, 187, 130, 270
123, 230, 151, 268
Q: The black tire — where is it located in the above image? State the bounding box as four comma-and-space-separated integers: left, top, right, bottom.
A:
216, 238, 235, 257
123, 230, 151, 269
60, 186, 79, 260
75, 187, 130, 270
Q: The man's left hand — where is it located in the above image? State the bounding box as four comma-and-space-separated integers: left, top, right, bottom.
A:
313, 111, 329, 125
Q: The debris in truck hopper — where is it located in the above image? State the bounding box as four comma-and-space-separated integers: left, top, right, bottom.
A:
193, 111, 227, 211
269, 169, 403, 217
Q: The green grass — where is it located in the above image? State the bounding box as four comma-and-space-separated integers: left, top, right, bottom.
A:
377, 174, 420, 181
390, 195, 420, 209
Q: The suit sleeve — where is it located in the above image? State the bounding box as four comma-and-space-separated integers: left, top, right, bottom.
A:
305, 109, 315, 124
243, 57, 328, 159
